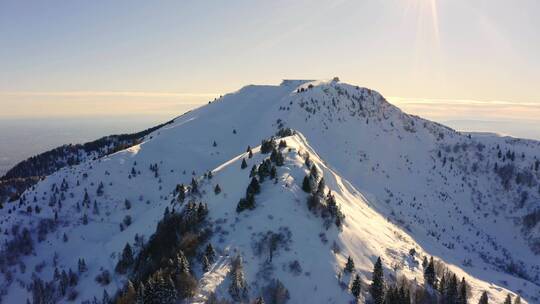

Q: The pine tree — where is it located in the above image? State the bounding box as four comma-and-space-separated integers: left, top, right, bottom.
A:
478, 291, 488, 304
78, 258, 87, 273
191, 178, 199, 194
250, 165, 258, 177
424, 257, 436, 287
202, 255, 210, 272
302, 175, 312, 193
214, 184, 221, 195
237, 194, 256, 212
270, 166, 277, 179
147, 271, 177, 304
241, 158, 248, 169
458, 277, 468, 304
117, 280, 136, 304
514, 296, 521, 304
205, 243, 216, 263
422, 256, 428, 269
351, 274, 362, 299
246, 177, 261, 196
344, 256, 355, 273
96, 182, 104, 196
504, 294, 512, 304
93, 200, 100, 215
446, 274, 458, 304
174, 251, 190, 275
228, 256, 248, 301
124, 199, 132, 210
316, 178, 325, 196
310, 164, 319, 179
399, 285, 410, 304
370, 257, 384, 304
384, 286, 399, 304
439, 273, 447, 296
136, 282, 145, 304
115, 243, 134, 274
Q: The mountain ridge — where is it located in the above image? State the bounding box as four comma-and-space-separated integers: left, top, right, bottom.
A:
0, 79, 539, 303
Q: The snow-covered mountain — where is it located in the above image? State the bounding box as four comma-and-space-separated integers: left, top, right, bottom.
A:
1, 79, 539, 304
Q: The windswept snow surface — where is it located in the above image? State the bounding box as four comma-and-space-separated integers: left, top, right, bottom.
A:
1, 79, 539, 303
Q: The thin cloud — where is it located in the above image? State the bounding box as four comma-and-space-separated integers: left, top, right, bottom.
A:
0, 91, 219, 98
387, 96, 540, 122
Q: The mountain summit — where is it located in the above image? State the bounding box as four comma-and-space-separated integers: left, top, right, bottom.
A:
1, 80, 539, 303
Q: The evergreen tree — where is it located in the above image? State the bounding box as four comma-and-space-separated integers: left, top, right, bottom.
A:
370, 257, 384, 304
202, 255, 210, 272
246, 177, 261, 196
267, 279, 289, 304
384, 286, 399, 304
177, 184, 186, 202
250, 165, 258, 177
478, 291, 488, 304
78, 258, 87, 273
135, 282, 145, 304
115, 243, 134, 274
191, 178, 199, 194
424, 257, 436, 287
399, 285, 410, 304
241, 158, 248, 169
351, 274, 362, 299
237, 194, 256, 212
229, 256, 248, 301
124, 199, 132, 210
439, 273, 447, 297
96, 182, 104, 196
93, 200, 100, 215
302, 175, 312, 193
270, 148, 285, 166
270, 166, 277, 179
316, 178, 325, 196
205, 243, 216, 263
514, 296, 521, 304
504, 294, 512, 304
214, 184, 221, 195
310, 164, 319, 179
445, 274, 458, 304
344, 256, 355, 273
146, 271, 177, 304
174, 251, 190, 275
458, 277, 468, 304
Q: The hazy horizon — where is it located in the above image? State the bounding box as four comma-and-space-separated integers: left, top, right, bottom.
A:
2, 94, 540, 177
1, 0, 539, 173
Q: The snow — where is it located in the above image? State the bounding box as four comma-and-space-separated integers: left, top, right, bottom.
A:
1, 79, 539, 303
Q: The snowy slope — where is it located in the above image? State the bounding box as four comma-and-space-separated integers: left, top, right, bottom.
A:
188, 134, 529, 303
0, 79, 539, 303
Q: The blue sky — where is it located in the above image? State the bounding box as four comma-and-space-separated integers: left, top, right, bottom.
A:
1, 0, 539, 120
